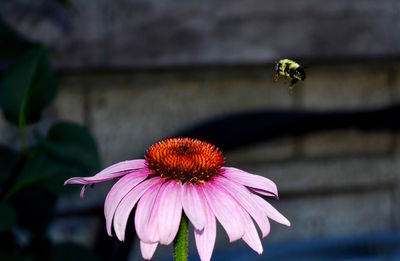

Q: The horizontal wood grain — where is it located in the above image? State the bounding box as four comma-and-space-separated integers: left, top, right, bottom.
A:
1, 0, 399, 68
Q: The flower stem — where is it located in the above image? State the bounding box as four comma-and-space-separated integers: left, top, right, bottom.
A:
173, 214, 188, 261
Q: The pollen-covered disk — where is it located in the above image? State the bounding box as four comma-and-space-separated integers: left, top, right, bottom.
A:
145, 138, 224, 183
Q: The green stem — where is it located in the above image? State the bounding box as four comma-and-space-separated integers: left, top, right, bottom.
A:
174, 214, 189, 261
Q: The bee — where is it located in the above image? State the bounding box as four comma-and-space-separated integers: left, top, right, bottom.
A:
274, 59, 306, 94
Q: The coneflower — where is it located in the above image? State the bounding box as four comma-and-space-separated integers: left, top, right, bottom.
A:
65, 137, 290, 261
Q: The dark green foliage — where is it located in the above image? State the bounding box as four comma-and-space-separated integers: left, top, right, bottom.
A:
7, 149, 84, 198
42, 122, 101, 174
0, 12, 103, 261
6, 123, 101, 197
0, 46, 57, 126
0, 252, 25, 261
0, 203, 16, 231
0, 147, 18, 183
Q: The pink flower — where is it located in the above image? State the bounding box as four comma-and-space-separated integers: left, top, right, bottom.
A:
65, 138, 290, 261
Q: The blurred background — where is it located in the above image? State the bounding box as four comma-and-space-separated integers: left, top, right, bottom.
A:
1, 0, 400, 260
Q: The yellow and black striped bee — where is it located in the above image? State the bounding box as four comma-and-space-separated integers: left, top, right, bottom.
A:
274, 59, 306, 94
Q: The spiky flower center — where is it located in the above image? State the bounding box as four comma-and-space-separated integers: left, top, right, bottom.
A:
145, 138, 225, 183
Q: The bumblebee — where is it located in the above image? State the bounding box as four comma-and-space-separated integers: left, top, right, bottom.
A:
274, 59, 306, 94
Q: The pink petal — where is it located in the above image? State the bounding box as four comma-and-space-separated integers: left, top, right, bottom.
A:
135, 180, 164, 243
194, 187, 216, 261
253, 194, 291, 227
157, 180, 183, 245
222, 167, 278, 198
139, 185, 162, 244
251, 188, 278, 198
93, 159, 147, 178
201, 182, 245, 242
104, 170, 149, 236
140, 241, 158, 260
181, 182, 205, 230
214, 176, 270, 238
64, 160, 147, 197
241, 209, 263, 255
79, 186, 88, 198
113, 177, 162, 241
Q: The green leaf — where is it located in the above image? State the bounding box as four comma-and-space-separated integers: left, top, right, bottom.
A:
50, 243, 102, 261
40, 122, 101, 173
5, 151, 84, 198
0, 46, 57, 126
0, 203, 16, 231
4, 122, 100, 197
3, 151, 53, 199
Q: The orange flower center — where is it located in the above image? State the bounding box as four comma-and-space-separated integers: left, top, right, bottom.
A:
145, 138, 225, 183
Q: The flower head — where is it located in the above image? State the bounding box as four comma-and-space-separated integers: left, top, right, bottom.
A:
65, 138, 290, 261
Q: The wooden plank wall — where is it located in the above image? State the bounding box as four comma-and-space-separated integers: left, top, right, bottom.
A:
1, 0, 399, 69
